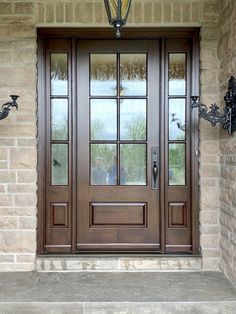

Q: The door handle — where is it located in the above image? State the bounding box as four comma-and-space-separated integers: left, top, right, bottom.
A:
151, 147, 158, 190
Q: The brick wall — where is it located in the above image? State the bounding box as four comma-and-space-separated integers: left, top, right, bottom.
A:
218, 0, 236, 285
0, 0, 221, 271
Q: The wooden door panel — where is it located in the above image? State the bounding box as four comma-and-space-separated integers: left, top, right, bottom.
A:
90, 203, 147, 226
77, 40, 160, 252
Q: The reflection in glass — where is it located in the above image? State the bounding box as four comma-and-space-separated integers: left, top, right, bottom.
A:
91, 144, 116, 185
51, 53, 68, 96
169, 143, 185, 185
120, 99, 146, 140
169, 99, 185, 140
51, 99, 68, 140
90, 54, 117, 96
169, 53, 186, 96
90, 99, 117, 140
51, 144, 68, 185
120, 144, 146, 185
120, 54, 146, 96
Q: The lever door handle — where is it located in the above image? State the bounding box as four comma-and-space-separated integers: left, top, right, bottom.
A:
153, 162, 158, 189
151, 147, 158, 190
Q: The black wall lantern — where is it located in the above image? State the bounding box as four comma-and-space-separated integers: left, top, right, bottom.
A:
104, 0, 132, 38
191, 76, 236, 135
0, 95, 19, 121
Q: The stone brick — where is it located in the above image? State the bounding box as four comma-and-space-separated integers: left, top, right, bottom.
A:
0, 217, 17, 229
14, 194, 36, 207
203, 1, 219, 14
0, 194, 13, 206
65, 2, 73, 23
144, 2, 152, 23
0, 171, 16, 184
75, 2, 93, 24
46, 3, 54, 23
14, 2, 34, 15
93, 2, 104, 23
153, 3, 162, 23
133, 2, 142, 23
173, 3, 181, 23
0, 3, 13, 15
10, 147, 36, 170
18, 216, 36, 229
37, 2, 44, 23
0, 231, 36, 253
56, 2, 64, 23
182, 3, 191, 23
17, 171, 37, 183
163, 3, 171, 23
191, 2, 201, 23
16, 253, 35, 263
7, 184, 35, 193
0, 254, 14, 263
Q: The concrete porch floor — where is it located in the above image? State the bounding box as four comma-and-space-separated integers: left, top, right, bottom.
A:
0, 271, 236, 313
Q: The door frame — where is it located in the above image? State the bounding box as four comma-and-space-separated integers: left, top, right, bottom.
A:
37, 28, 200, 255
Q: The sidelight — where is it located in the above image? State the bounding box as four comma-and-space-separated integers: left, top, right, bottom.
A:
51, 144, 68, 186
168, 53, 186, 96
169, 143, 186, 186
50, 53, 68, 96
51, 99, 68, 140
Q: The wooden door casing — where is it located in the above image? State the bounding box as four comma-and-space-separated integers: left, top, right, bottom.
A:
37, 29, 200, 255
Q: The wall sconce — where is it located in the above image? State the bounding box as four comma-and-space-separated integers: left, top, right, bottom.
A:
0, 95, 19, 121
104, 0, 132, 38
191, 76, 236, 135
171, 113, 185, 131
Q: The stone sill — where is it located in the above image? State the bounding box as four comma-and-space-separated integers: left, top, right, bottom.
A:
36, 255, 202, 271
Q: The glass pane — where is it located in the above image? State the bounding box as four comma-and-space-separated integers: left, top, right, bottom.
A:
90, 99, 117, 140
91, 144, 117, 185
120, 54, 146, 96
120, 99, 146, 140
169, 53, 186, 96
51, 53, 68, 96
51, 144, 68, 185
90, 54, 117, 96
169, 143, 185, 186
51, 99, 68, 140
120, 144, 146, 185
169, 99, 186, 140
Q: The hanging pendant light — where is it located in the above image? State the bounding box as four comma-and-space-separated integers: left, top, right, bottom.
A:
104, 0, 132, 38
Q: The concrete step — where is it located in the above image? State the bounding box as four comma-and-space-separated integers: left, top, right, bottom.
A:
0, 271, 235, 313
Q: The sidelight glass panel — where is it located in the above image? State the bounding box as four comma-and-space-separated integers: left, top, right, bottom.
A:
51, 144, 68, 185
120, 144, 146, 185
91, 144, 117, 185
169, 53, 186, 96
169, 99, 186, 140
120, 54, 147, 96
90, 54, 117, 96
120, 99, 146, 140
90, 99, 117, 140
169, 143, 186, 185
51, 53, 68, 96
51, 99, 68, 140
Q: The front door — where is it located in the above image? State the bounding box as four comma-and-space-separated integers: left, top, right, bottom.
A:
37, 30, 199, 255
77, 40, 160, 252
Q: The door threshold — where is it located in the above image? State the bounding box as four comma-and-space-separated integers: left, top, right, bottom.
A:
36, 254, 202, 271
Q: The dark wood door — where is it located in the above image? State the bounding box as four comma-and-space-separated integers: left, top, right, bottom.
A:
77, 40, 160, 252
37, 30, 199, 255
